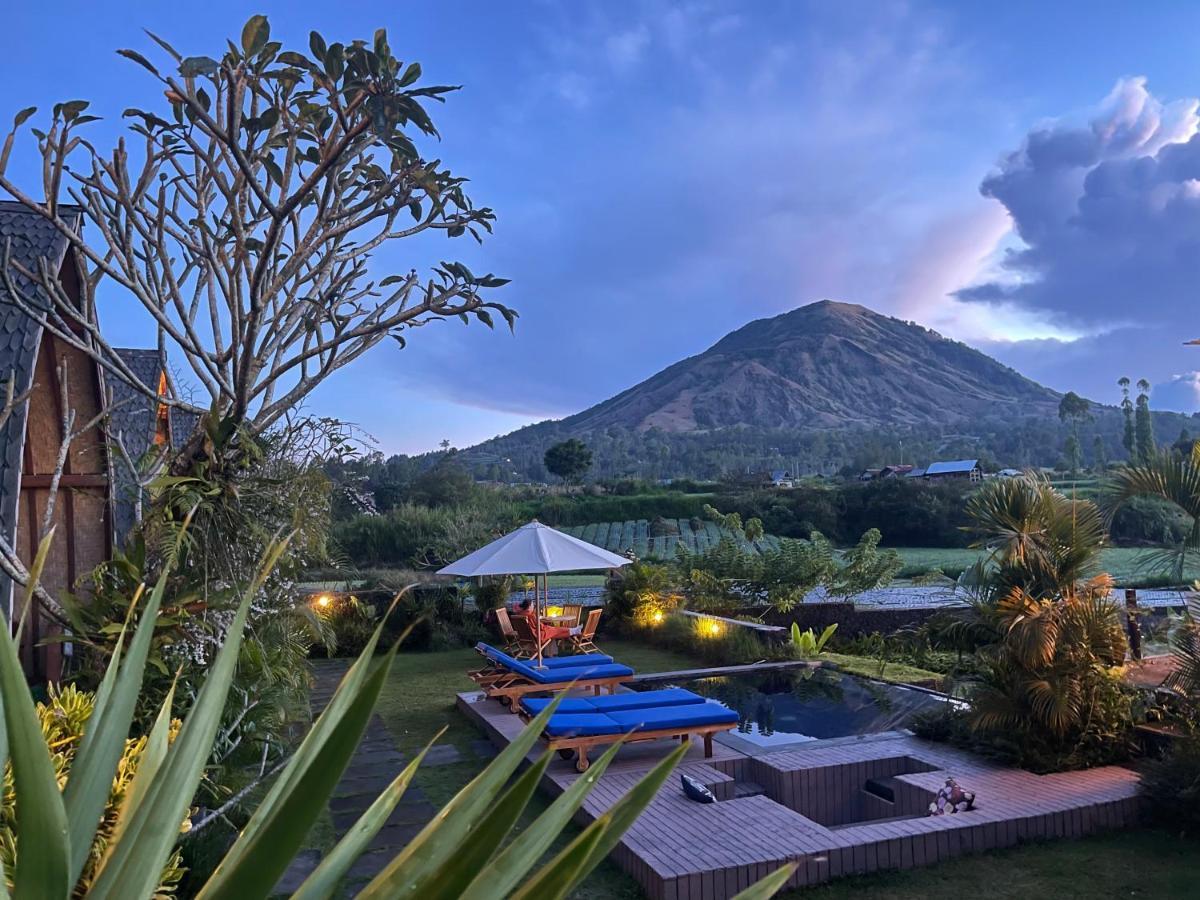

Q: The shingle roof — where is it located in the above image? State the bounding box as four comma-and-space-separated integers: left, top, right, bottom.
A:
925, 459, 979, 475
107, 348, 200, 547
0, 202, 81, 607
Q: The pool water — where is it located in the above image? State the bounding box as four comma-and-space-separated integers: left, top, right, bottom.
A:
642, 667, 947, 747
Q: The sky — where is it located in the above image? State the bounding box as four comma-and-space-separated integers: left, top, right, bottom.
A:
7, 1, 1200, 454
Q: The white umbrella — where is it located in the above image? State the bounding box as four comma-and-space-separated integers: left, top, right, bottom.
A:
438, 520, 628, 666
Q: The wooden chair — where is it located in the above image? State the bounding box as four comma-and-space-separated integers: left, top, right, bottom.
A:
511, 614, 552, 659
569, 609, 602, 654
560, 604, 584, 627
494, 607, 523, 657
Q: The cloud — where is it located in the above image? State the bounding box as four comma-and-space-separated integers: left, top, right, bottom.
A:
1152, 371, 1200, 414
962, 77, 1200, 332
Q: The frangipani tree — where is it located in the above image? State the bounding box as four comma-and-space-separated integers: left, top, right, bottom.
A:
0, 15, 514, 461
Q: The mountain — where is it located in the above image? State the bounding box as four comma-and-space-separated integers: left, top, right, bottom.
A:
444, 300, 1136, 481
550, 300, 1060, 433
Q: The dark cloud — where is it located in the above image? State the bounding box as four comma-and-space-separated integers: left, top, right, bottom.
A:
965, 78, 1200, 329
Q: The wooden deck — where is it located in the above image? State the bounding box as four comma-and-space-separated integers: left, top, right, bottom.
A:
458, 690, 1142, 899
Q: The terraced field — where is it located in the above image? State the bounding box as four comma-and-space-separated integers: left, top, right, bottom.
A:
560, 518, 780, 560
892, 546, 1200, 585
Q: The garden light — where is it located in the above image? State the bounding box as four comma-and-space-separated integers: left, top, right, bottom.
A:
651, 610, 664, 624
315, 594, 332, 609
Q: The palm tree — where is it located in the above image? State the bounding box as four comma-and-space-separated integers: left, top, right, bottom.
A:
944, 475, 1130, 762
1103, 447, 1200, 582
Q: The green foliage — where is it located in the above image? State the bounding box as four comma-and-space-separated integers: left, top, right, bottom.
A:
0, 533, 791, 899
676, 528, 900, 612
407, 458, 478, 507
1104, 449, 1200, 582
931, 475, 1135, 771
333, 498, 522, 568
543, 438, 593, 483
312, 594, 378, 659
789, 623, 838, 657
1139, 732, 1200, 835
0, 685, 185, 896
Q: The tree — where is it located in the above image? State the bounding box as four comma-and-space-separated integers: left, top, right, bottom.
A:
1105, 447, 1200, 582
1057, 391, 1090, 475
0, 16, 515, 468
1173, 428, 1194, 458
944, 476, 1130, 769
1092, 434, 1107, 471
1136, 378, 1156, 461
1119, 377, 1135, 460
544, 439, 592, 483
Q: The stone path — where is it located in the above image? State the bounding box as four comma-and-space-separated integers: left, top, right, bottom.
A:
272, 661, 440, 896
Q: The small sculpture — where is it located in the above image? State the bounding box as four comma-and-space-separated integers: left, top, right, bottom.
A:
928, 777, 976, 815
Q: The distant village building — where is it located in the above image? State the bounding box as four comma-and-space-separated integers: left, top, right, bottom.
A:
857, 464, 914, 482
923, 459, 982, 482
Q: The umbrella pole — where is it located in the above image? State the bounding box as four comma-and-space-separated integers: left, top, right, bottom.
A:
536, 572, 544, 669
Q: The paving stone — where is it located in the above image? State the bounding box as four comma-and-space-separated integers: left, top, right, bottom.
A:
273, 848, 322, 895
471, 738, 499, 760
422, 743, 464, 767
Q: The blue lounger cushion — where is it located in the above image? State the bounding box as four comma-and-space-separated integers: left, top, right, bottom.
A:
543, 713, 623, 738
605, 702, 738, 731
521, 688, 706, 717
539, 654, 615, 668
542, 701, 738, 739
475, 644, 633, 684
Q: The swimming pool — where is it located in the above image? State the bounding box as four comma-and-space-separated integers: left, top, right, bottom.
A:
639, 666, 948, 748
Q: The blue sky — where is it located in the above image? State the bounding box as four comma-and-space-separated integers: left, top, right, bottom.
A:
7, 1, 1200, 453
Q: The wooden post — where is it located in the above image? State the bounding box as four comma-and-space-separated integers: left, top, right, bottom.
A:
1124, 588, 1143, 661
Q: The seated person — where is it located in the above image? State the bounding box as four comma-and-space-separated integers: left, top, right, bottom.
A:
517, 598, 581, 640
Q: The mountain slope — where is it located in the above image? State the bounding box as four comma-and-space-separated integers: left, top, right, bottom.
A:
557, 300, 1060, 432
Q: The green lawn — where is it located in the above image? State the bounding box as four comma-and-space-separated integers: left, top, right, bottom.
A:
891, 546, 1199, 585
345, 643, 1193, 899
785, 828, 1196, 899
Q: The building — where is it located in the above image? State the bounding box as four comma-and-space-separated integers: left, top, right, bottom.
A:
107, 348, 198, 547
858, 464, 913, 482
0, 203, 111, 681
923, 459, 982, 482
0, 204, 198, 681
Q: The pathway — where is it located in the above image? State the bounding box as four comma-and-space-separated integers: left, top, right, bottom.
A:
272, 661, 440, 896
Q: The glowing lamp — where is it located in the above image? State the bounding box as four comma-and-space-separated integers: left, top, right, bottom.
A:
700, 617, 723, 637
546, 605, 564, 617
315, 594, 332, 609
651, 610, 665, 624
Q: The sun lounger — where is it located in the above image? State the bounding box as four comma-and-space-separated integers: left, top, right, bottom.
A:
469, 643, 634, 706
527, 699, 739, 771
519, 687, 707, 716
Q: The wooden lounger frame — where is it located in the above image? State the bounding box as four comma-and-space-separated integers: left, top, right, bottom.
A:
523, 711, 734, 772
468, 651, 631, 708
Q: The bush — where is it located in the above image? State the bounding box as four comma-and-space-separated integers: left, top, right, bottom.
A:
0, 685, 185, 896
312, 595, 377, 658
1140, 733, 1200, 834
1109, 495, 1192, 546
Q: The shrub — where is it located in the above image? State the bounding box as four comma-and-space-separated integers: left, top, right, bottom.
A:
312, 595, 377, 658
0, 685, 185, 896
1139, 732, 1200, 834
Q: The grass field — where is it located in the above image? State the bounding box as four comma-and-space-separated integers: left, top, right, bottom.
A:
890, 546, 1199, 585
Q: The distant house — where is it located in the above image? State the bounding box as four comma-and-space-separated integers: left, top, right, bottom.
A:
997, 468, 1023, 479
923, 459, 982, 482
905, 467, 926, 478
769, 470, 794, 488
858, 464, 912, 482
